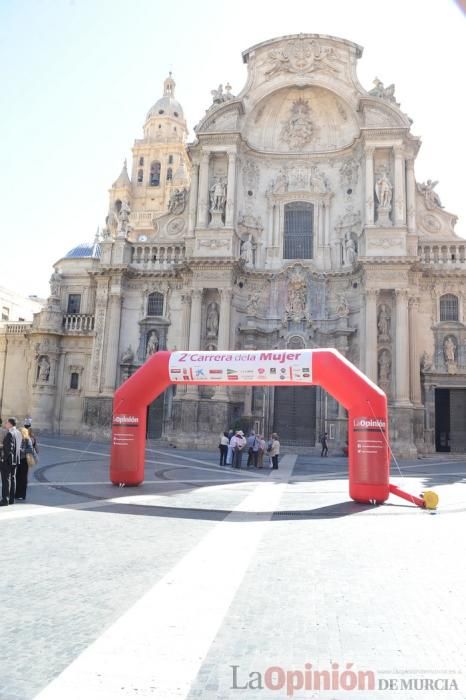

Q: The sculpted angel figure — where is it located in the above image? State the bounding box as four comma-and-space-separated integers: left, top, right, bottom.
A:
375, 172, 392, 209
417, 180, 443, 210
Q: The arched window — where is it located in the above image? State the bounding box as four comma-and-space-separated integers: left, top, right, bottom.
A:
283, 202, 313, 259
139, 156, 144, 167
166, 167, 173, 181
137, 169, 144, 183
147, 291, 164, 316
440, 294, 459, 321
150, 161, 161, 186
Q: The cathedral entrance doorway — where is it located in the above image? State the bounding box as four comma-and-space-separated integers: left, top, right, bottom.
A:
273, 386, 316, 445
435, 388, 466, 453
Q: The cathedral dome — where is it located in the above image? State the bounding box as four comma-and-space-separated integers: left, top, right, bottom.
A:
146, 73, 184, 120
64, 241, 101, 259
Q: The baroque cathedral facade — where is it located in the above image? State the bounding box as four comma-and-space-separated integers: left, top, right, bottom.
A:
1, 34, 465, 455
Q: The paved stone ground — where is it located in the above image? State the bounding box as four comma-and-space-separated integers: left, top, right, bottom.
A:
0, 436, 465, 699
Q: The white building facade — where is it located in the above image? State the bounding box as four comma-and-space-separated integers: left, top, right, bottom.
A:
1, 34, 465, 455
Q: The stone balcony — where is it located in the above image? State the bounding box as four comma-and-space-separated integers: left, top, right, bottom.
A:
418, 241, 466, 267
4, 322, 32, 334
63, 314, 95, 332
130, 244, 186, 269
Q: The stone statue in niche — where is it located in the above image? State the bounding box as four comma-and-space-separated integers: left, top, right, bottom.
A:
280, 99, 313, 150
206, 302, 219, 338
377, 304, 391, 341
345, 235, 357, 266
121, 346, 134, 364
270, 172, 289, 194
375, 172, 392, 209
417, 180, 443, 210
443, 336, 456, 364
285, 268, 308, 321
369, 77, 398, 105
168, 188, 187, 215
209, 178, 227, 213
37, 356, 50, 382
117, 200, 131, 236
336, 295, 349, 317
240, 236, 255, 268
378, 350, 391, 390
146, 331, 159, 358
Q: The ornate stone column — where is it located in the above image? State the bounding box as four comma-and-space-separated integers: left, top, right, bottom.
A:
103, 285, 123, 393
188, 163, 199, 235
214, 288, 233, 401
185, 288, 202, 399
406, 158, 416, 233
365, 148, 375, 225
395, 289, 410, 404
393, 147, 405, 226
409, 296, 421, 405
225, 152, 237, 228
217, 288, 232, 350
197, 153, 210, 228
90, 281, 109, 393
364, 289, 377, 381
177, 293, 192, 395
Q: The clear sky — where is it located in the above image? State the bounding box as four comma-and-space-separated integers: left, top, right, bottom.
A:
0, 0, 464, 298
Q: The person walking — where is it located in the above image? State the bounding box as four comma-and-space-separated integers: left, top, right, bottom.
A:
320, 431, 329, 457
1, 418, 21, 506
219, 431, 229, 466
269, 433, 280, 470
15, 427, 34, 500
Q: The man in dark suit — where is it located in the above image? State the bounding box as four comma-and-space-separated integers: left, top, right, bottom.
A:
1, 418, 21, 506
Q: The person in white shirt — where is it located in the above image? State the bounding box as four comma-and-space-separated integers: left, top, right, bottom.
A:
231, 430, 246, 469
219, 431, 229, 466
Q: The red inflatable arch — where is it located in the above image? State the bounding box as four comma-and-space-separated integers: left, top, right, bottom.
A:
110, 348, 391, 504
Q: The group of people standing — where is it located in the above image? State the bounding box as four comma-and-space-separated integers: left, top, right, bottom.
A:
219, 429, 280, 470
0, 417, 38, 505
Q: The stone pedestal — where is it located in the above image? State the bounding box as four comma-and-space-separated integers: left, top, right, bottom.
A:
209, 210, 224, 228
376, 206, 392, 227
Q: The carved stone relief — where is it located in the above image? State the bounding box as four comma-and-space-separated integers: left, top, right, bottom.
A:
263, 39, 343, 77
280, 99, 314, 150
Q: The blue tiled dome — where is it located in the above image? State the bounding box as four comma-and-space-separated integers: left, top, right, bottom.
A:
64, 242, 101, 259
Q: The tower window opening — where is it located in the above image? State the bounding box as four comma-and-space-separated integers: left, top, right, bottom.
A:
149, 161, 161, 187
139, 156, 144, 166
166, 167, 173, 181
137, 169, 144, 183
168, 155, 173, 164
